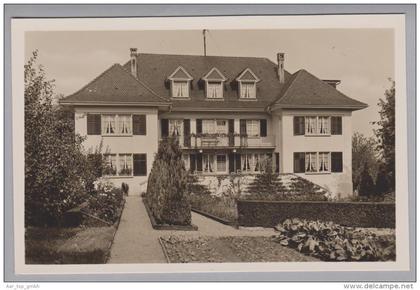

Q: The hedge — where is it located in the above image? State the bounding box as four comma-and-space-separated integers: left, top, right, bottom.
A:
237, 200, 395, 228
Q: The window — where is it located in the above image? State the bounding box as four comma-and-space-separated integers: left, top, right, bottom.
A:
303, 116, 331, 135
104, 154, 117, 176
172, 81, 189, 98
305, 117, 317, 135
182, 154, 190, 170
305, 152, 318, 173
236, 68, 259, 99
294, 152, 337, 174
241, 153, 267, 173
216, 120, 228, 134
102, 115, 117, 135
169, 119, 183, 136
101, 114, 133, 135
118, 154, 133, 176
203, 154, 215, 173
207, 81, 223, 99
118, 115, 132, 134
318, 117, 330, 135
202, 120, 216, 134
318, 152, 330, 172
240, 82, 256, 99
246, 120, 260, 136
216, 155, 227, 172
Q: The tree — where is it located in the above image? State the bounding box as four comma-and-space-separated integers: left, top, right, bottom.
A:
25, 51, 91, 226
352, 132, 379, 190
373, 80, 395, 191
375, 164, 389, 196
358, 162, 375, 197
146, 137, 191, 225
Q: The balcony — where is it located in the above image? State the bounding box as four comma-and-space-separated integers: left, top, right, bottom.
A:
174, 134, 276, 149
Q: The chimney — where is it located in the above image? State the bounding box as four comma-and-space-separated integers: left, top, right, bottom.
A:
130, 48, 137, 78
277, 52, 285, 83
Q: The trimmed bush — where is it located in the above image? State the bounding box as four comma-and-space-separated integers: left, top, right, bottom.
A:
273, 218, 395, 261
146, 137, 191, 225
237, 200, 395, 228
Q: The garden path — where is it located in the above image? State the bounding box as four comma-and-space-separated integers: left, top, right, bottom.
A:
108, 196, 277, 264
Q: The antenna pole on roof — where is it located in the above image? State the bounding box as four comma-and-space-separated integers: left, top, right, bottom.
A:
203, 29, 208, 56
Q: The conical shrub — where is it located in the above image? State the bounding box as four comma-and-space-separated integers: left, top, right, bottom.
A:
146, 137, 191, 225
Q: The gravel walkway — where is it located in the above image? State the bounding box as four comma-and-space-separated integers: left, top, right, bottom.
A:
108, 196, 289, 264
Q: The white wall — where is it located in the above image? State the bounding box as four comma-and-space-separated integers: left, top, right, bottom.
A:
74, 106, 159, 195
278, 109, 353, 198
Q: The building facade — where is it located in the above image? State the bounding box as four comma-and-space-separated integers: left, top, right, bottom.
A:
61, 49, 367, 198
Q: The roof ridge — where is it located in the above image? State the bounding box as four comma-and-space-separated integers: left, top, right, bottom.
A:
137, 52, 271, 61
118, 65, 170, 103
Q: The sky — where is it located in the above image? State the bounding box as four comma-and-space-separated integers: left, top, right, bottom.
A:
25, 29, 394, 137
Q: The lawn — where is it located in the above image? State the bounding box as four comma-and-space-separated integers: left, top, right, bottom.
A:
25, 226, 116, 264
160, 235, 318, 263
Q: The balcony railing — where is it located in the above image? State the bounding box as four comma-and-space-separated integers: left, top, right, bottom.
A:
168, 133, 275, 149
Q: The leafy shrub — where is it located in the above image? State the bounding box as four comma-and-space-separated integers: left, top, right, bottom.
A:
146, 137, 191, 225
85, 179, 124, 224
273, 218, 395, 261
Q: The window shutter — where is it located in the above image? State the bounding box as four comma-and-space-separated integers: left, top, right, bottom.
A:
133, 115, 146, 135
293, 152, 305, 173
293, 116, 305, 135
275, 152, 280, 173
331, 152, 343, 172
133, 154, 147, 176
228, 119, 235, 146
161, 119, 169, 137
260, 119, 267, 137
87, 114, 101, 135
196, 119, 202, 134
189, 154, 196, 172
183, 119, 191, 147
331, 116, 342, 135
235, 153, 241, 172
228, 153, 235, 173
240, 119, 247, 135
196, 153, 203, 172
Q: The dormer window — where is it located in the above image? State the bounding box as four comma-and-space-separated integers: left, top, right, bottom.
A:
168, 66, 193, 99
203, 67, 227, 99
236, 68, 260, 99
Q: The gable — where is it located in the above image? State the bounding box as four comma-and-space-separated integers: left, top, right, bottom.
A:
236, 68, 260, 82
203, 67, 227, 81
168, 66, 193, 80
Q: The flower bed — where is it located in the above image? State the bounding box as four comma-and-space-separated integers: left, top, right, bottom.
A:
159, 236, 318, 263
273, 218, 395, 261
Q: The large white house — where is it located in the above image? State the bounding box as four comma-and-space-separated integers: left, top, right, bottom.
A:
60, 48, 367, 197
